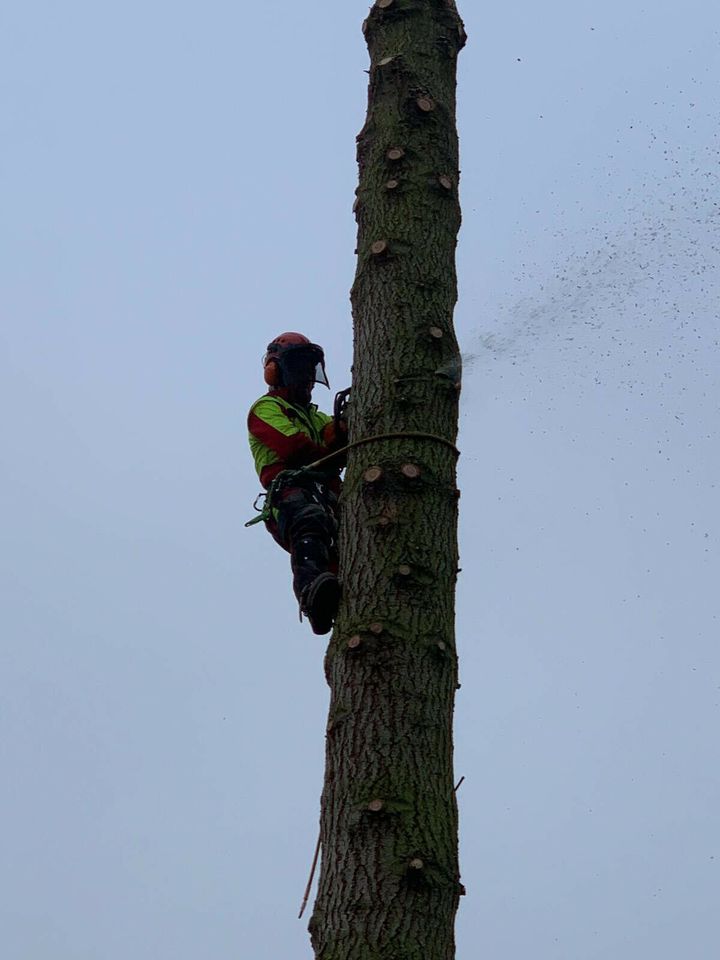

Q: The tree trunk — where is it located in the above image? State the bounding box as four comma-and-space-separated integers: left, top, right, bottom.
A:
310, 3, 466, 958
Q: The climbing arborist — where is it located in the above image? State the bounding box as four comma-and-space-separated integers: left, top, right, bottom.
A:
247, 332, 348, 634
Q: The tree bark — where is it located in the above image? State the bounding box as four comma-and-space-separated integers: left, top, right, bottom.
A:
311, 3, 466, 958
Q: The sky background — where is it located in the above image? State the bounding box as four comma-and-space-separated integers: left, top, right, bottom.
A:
1, 1, 718, 958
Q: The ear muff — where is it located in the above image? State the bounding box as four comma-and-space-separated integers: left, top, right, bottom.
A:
264, 359, 282, 386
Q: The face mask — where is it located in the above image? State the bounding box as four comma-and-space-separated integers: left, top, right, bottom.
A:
277, 344, 329, 389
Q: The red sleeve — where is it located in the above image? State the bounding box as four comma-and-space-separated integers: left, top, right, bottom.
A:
248, 410, 326, 466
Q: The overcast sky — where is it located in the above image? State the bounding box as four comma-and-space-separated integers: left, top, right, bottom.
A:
1, 2, 718, 958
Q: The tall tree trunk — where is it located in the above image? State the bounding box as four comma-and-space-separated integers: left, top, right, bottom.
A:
311, 3, 466, 958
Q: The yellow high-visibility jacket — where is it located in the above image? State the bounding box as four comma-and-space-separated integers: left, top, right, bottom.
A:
247, 391, 335, 489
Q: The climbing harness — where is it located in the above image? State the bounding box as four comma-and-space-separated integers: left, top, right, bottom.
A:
244, 468, 330, 528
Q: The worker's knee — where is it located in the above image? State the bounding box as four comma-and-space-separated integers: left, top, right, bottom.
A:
286, 503, 336, 545
275, 487, 336, 546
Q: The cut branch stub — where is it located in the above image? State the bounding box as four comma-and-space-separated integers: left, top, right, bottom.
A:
400, 463, 421, 480
429, 326, 444, 339
409, 858, 425, 870
377, 56, 395, 66
437, 640, 447, 652
348, 635, 362, 650
368, 798, 384, 812
371, 239, 389, 256
369, 622, 384, 635
417, 97, 435, 113
385, 179, 399, 191
364, 465, 383, 483
376, 0, 394, 8
386, 147, 405, 162
438, 175, 453, 190
352, 197, 360, 213
398, 564, 412, 577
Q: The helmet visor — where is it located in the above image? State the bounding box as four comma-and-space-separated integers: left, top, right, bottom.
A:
277, 343, 329, 389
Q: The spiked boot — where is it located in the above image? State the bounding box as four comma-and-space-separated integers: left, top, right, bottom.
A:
290, 535, 340, 634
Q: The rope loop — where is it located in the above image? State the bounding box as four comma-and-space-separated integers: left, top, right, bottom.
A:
306, 431, 460, 471
246, 432, 459, 529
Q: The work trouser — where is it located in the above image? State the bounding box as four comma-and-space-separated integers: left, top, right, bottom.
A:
266, 483, 339, 602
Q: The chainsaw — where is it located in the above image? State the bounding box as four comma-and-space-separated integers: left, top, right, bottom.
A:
333, 387, 351, 431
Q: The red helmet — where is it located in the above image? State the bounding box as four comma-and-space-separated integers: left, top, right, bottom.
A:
263, 332, 329, 389
266, 332, 310, 352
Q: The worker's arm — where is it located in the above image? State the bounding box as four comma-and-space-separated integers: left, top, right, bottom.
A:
249, 397, 328, 488
320, 420, 348, 455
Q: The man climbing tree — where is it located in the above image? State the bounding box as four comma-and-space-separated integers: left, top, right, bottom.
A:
247, 332, 348, 634
310, 2, 466, 958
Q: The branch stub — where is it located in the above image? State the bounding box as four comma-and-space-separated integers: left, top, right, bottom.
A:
385, 179, 399, 191
378, 56, 394, 66
386, 147, 405, 162
429, 326, 444, 339
348, 635, 362, 650
398, 564, 412, 577
371, 240, 388, 256
376, 0, 394, 8
409, 858, 425, 870
369, 622, 384, 635
368, 798, 384, 812
439, 175, 453, 190
400, 463, 421, 480
417, 97, 435, 113
364, 465, 383, 483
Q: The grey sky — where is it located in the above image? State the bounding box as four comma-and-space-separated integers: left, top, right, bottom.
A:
1, 2, 718, 958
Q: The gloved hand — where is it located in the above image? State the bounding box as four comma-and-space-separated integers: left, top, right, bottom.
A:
322, 420, 348, 450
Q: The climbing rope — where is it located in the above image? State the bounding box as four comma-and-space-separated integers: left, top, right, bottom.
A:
245, 431, 460, 528
305, 430, 460, 471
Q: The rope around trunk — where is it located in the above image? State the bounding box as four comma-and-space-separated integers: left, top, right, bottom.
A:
245, 432, 459, 528
306, 431, 461, 471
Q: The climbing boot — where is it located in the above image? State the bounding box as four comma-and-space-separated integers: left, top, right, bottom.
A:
301, 571, 341, 635
290, 534, 339, 634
